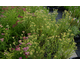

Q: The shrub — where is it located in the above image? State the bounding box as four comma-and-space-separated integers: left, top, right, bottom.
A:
3, 8, 77, 59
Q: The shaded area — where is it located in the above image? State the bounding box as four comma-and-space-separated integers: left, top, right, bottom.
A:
75, 44, 80, 57
47, 6, 65, 21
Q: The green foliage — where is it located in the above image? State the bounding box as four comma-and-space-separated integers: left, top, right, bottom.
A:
0, 6, 78, 59
64, 6, 80, 18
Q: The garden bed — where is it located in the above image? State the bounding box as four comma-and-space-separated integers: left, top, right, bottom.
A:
0, 6, 79, 59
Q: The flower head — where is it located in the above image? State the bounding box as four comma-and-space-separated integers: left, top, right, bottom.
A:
5, 28, 8, 30
0, 38, 4, 42
11, 6, 15, 8
11, 48, 14, 51
26, 56, 28, 58
18, 40, 22, 43
23, 37, 26, 40
23, 47, 29, 51
22, 31, 25, 33
1, 33, 5, 35
24, 52, 29, 55
22, 8, 26, 11
27, 42, 32, 45
27, 33, 31, 35
19, 57, 22, 59
0, 25, 3, 27
15, 47, 20, 51
77, 20, 79, 23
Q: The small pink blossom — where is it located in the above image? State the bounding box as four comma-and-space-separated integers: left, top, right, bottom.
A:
26, 37, 28, 39
27, 42, 32, 45
0, 25, 3, 27
22, 8, 26, 11
1, 15, 4, 17
22, 31, 25, 33
24, 52, 29, 55
23, 37, 28, 39
16, 45, 20, 48
5, 28, 8, 30
20, 16, 23, 18
27, 33, 31, 35
1, 12, 4, 13
15, 47, 20, 51
23, 47, 29, 51
11, 6, 15, 8
23, 37, 26, 40
16, 20, 19, 23
19, 43, 22, 45
11, 48, 14, 51
19, 57, 22, 59
18, 40, 22, 43
77, 20, 79, 23
1, 33, 5, 35
0, 38, 4, 42
26, 56, 28, 58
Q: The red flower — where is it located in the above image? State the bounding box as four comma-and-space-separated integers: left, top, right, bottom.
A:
26, 56, 28, 58
18, 14, 23, 18
11, 6, 15, 8
18, 14, 21, 17
12, 23, 18, 28
11, 48, 14, 51
20, 16, 23, 18
12, 24, 16, 27
16, 20, 19, 23
16, 45, 20, 48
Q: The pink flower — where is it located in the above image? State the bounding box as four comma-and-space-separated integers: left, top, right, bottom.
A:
11, 48, 14, 51
15, 47, 20, 51
18, 14, 21, 17
5, 28, 8, 30
1, 15, 4, 17
12, 23, 18, 28
26, 56, 28, 58
18, 14, 23, 18
0, 38, 4, 42
0, 25, 3, 27
1, 33, 5, 35
16, 45, 20, 48
23, 47, 29, 51
20, 16, 23, 18
19, 57, 22, 59
27, 33, 31, 35
19, 43, 22, 45
16, 20, 19, 23
11, 6, 15, 8
23, 37, 26, 40
22, 31, 25, 33
24, 52, 29, 55
12, 24, 16, 28
26, 37, 28, 39
22, 8, 26, 11
1, 12, 4, 13
27, 42, 32, 45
